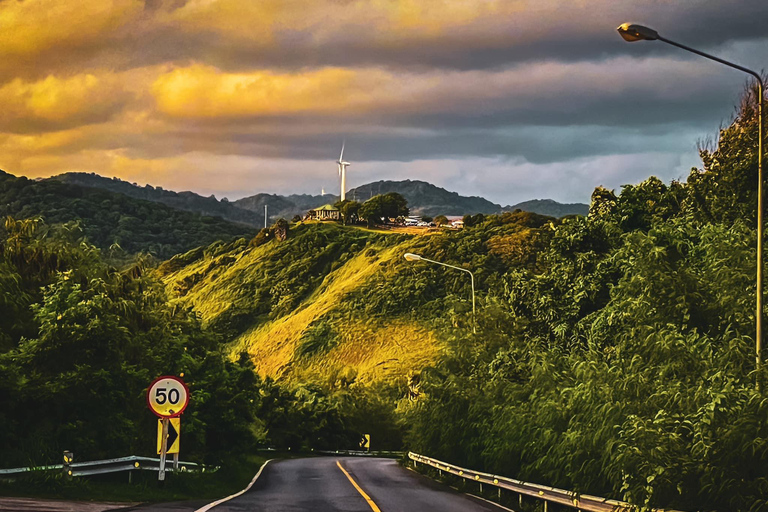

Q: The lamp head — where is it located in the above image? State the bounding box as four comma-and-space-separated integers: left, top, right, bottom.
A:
404, 253, 423, 262
617, 23, 659, 42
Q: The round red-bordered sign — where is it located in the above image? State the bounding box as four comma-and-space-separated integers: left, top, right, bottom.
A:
147, 376, 189, 418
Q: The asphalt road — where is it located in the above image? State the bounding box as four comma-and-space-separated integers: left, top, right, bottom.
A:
198, 457, 508, 512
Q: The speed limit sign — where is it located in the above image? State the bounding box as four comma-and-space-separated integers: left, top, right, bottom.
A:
147, 376, 189, 418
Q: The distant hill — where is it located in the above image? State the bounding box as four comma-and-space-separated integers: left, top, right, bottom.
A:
233, 193, 336, 221
505, 199, 588, 217
52, 172, 263, 226
49, 172, 587, 221
345, 180, 500, 217
0, 170, 257, 258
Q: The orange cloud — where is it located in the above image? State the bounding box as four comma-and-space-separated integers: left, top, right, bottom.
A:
168, 0, 505, 41
0, 72, 132, 132
152, 64, 397, 118
0, 0, 140, 57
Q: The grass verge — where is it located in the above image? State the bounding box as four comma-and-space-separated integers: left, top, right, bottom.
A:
0, 453, 272, 504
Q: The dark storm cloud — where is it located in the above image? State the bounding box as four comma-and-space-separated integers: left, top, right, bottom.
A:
209, 0, 768, 72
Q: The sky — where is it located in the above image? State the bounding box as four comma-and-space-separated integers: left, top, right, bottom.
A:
0, 0, 765, 206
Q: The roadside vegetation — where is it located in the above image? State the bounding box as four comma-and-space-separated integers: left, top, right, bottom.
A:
0, 453, 269, 503
403, 85, 768, 511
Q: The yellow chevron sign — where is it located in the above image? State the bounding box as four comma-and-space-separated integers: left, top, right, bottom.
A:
157, 418, 180, 454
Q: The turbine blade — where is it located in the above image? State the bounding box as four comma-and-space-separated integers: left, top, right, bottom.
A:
339, 140, 345, 162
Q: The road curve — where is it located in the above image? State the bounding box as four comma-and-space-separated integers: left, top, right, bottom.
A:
205, 456, 507, 512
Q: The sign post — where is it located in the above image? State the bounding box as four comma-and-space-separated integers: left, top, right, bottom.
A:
147, 376, 189, 482
359, 434, 370, 452
158, 418, 169, 481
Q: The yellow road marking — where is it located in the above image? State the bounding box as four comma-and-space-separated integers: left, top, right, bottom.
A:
336, 460, 382, 512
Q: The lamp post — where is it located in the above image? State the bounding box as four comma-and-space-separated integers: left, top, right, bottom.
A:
404, 252, 476, 334
618, 23, 765, 385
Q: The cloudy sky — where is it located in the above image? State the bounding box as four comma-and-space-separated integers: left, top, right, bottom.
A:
0, 0, 765, 205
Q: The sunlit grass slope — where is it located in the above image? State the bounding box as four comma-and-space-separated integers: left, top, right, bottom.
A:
158, 222, 441, 384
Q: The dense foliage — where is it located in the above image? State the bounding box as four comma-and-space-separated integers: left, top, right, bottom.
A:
54, 172, 264, 226
0, 218, 366, 467
0, 171, 257, 259
401, 85, 768, 511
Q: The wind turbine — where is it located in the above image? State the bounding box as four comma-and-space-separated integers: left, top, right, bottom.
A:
337, 141, 351, 201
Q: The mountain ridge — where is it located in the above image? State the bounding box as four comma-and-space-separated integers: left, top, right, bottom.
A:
50, 172, 588, 222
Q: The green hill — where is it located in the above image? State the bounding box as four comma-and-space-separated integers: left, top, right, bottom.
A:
505, 198, 589, 217
158, 212, 552, 384
52, 172, 263, 226
232, 193, 313, 222
346, 179, 501, 216
0, 170, 257, 258
50, 172, 588, 220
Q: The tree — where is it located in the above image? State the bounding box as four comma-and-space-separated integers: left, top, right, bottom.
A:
462, 213, 484, 227
334, 200, 361, 225
434, 215, 448, 226
359, 200, 382, 227
422, 216, 433, 224
359, 193, 409, 227
381, 193, 409, 218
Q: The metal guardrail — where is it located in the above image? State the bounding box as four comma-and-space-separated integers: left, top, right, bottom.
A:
409, 452, 684, 512
0, 455, 199, 477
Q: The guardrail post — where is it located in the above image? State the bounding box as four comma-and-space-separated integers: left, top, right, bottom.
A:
62, 450, 73, 478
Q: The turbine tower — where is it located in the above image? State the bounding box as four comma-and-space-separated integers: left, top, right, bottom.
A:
337, 141, 351, 202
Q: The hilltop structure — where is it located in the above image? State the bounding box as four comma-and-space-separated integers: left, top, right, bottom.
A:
307, 204, 341, 221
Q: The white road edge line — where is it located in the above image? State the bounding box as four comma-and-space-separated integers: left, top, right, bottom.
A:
464, 492, 519, 512
194, 459, 273, 512
406, 466, 517, 512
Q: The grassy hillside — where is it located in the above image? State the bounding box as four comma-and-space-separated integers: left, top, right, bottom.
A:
158, 223, 435, 384
158, 213, 552, 386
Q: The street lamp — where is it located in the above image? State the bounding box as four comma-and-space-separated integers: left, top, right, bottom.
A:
404, 253, 476, 333
618, 22, 765, 384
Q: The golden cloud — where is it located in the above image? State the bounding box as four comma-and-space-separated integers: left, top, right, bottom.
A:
0, 72, 133, 131
152, 64, 400, 118
168, 0, 504, 40
0, 0, 141, 57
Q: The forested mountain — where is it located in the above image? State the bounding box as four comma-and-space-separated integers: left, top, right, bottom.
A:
52, 172, 263, 226
232, 193, 315, 221
505, 198, 589, 217
0, 171, 257, 258
346, 179, 500, 216
51, 172, 587, 220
